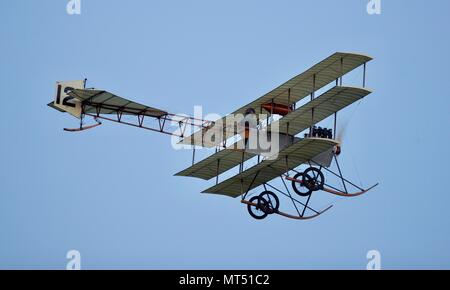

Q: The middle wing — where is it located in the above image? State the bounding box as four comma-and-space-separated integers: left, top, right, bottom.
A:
176, 85, 370, 183
271, 86, 372, 135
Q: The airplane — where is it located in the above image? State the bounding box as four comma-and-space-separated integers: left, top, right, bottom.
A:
48, 52, 378, 220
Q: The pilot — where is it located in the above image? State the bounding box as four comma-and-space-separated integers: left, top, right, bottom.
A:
239, 108, 258, 148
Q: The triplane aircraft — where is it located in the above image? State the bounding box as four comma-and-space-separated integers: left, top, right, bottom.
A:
48, 52, 378, 220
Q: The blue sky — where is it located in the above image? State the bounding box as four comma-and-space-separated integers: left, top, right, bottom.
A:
0, 0, 449, 269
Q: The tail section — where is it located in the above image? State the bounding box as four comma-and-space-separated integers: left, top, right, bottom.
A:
47, 80, 86, 118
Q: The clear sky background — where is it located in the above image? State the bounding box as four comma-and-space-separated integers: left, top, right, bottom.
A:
1, 0, 449, 269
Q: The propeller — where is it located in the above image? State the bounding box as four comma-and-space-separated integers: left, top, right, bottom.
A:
334, 99, 363, 156
334, 118, 350, 156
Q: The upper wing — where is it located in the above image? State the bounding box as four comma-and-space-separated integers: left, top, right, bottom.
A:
202, 138, 339, 198
179, 52, 372, 147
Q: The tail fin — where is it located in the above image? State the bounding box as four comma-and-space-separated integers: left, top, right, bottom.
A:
47, 80, 86, 118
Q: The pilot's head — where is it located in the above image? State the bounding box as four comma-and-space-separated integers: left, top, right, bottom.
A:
245, 108, 256, 116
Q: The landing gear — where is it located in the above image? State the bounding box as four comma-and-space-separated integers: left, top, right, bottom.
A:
247, 196, 268, 220
302, 167, 324, 191
259, 191, 279, 213
247, 191, 280, 220
292, 172, 312, 197
291, 167, 325, 196
241, 160, 379, 221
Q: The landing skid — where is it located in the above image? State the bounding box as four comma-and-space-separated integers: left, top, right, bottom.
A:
240, 156, 378, 221
286, 176, 379, 197
324, 183, 379, 197
241, 199, 333, 220
64, 119, 102, 132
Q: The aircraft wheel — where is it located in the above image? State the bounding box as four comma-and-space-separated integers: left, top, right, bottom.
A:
292, 172, 313, 197
302, 167, 325, 191
247, 196, 269, 220
258, 191, 279, 214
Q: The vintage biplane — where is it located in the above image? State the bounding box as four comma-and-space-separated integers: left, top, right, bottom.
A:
48, 52, 378, 220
